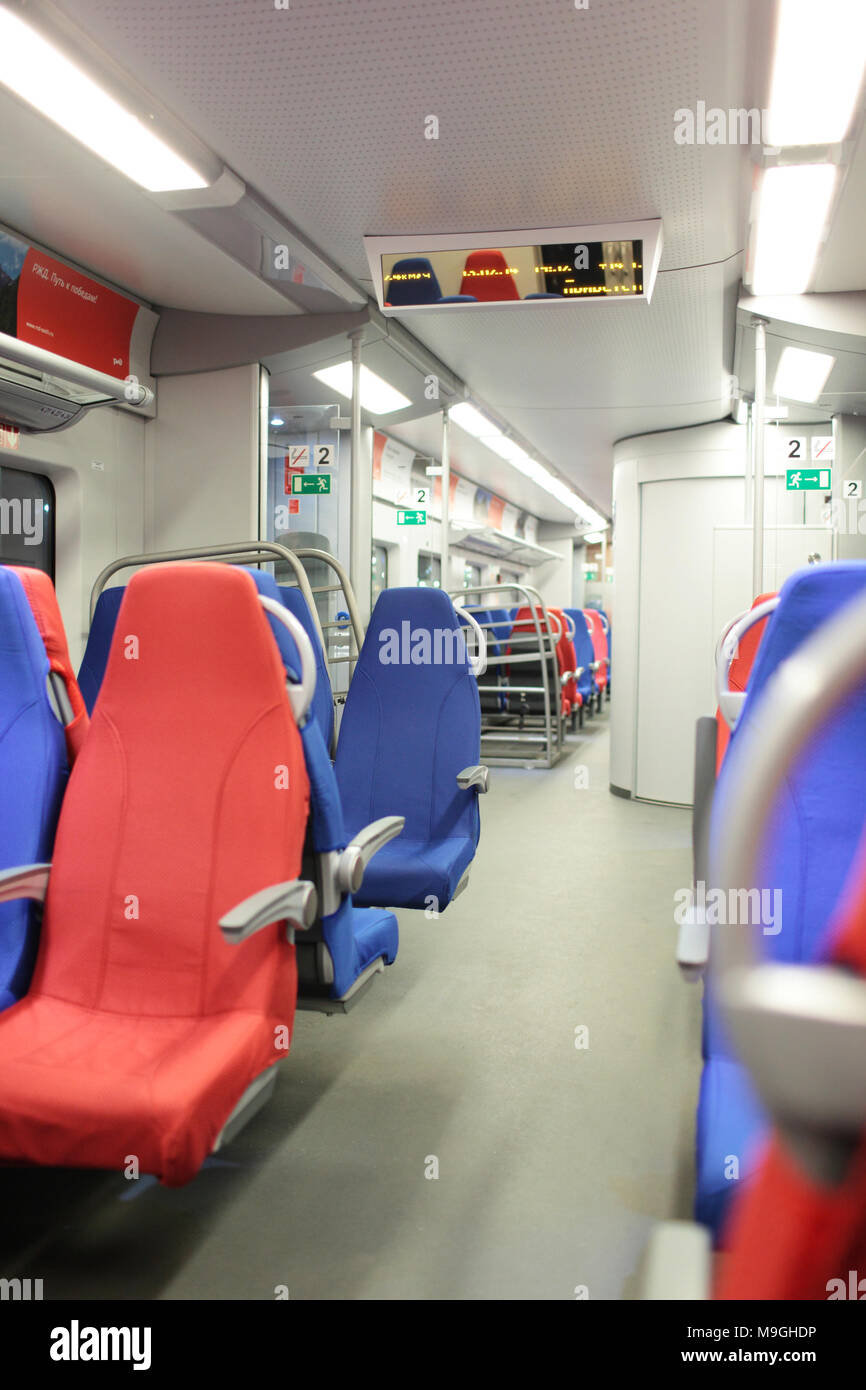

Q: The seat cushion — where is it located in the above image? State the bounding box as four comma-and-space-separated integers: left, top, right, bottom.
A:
353, 835, 475, 910
695, 1055, 768, 1241
0, 995, 285, 1184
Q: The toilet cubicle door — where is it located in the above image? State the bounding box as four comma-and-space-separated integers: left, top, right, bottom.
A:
635, 476, 746, 805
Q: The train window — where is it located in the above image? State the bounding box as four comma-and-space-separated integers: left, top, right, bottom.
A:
372, 543, 388, 601
417, 552, 441, 588
0, 464, 55, 578
463, 562, 482, 589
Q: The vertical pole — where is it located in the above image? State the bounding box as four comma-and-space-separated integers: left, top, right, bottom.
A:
440, 407, 450, 589
752, 318, 767, 597
348, 329, 371, 625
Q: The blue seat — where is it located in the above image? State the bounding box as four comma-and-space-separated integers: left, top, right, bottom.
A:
278, 585, 334, 750
384, 257, 442, 306
245, 570, 399, 1006
0, 567, 68, 1010
564, 608, 596, 708
78, 586, 125, 714
698, 562, 866, 1240
334, 588, 486, 910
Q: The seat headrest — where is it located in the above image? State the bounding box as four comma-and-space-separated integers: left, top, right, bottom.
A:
101, 564, 292, 716
14, 566, 88, 761
0, 566, 51, 707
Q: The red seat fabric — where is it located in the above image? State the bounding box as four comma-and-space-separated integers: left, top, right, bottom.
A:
15, 567, 89, 763
458, 249, 521, 301
0, 563, 310, 1185
715, 839, 866, 1300
582, 609, 608, 693
714, 592, 776, 773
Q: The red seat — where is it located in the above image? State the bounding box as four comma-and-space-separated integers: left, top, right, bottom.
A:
15, 567, 89, 763
0, 563, 310, 1185
459, 249, 521, 301
714, 592, 776, 772
582, 609, 608, 694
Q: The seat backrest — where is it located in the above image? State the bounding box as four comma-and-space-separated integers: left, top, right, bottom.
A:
278, 585, 334, 748
78, 585, 125, 714
15, 566, 89, 762
564, 608, 595, 701
714, 591, 775, 772
334, 588, 481, 845
33, 564, 310, 1019
706, 563, 866, 1060
0, 567, 68, 1006
385, 257, 442, 306
459, 249, 521, 301
583, 608, 608, 688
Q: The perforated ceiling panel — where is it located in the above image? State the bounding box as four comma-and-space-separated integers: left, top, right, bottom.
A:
50, 0, 764, 507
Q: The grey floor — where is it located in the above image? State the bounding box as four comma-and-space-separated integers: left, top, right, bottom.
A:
1, 714, 702, 1301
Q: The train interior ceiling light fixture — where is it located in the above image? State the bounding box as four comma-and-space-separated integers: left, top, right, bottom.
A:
364, 222, 663, 314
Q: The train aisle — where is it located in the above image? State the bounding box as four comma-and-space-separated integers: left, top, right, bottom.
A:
0, 723, 700, 1302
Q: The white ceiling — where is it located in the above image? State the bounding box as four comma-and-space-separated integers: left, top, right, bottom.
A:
10, 0, 859, 515
0, 86, 292, 314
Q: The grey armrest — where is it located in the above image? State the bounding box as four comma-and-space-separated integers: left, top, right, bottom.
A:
220, 879, 318, 944
337, 816, 405, 894
677, 903, 711, 981
640, 1221, 712, 1300
590, 660, 601, 671
575, 666, 585, 678
0, 863, 51, 906
456, 765, 490, 793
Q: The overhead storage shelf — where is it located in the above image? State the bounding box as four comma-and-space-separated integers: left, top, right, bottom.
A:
448, 522, 562, 568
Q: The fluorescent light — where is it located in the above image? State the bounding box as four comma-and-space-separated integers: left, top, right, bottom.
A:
772, 345, 836, 402
0, 7, 208, 191
481, 435, 528, 462
582, 531, 605, 545
766, 0, 866, 146
312, 361, 411, 414
751, 164, 836, 295
270, 416, 285, 428
450, 402, 495, 438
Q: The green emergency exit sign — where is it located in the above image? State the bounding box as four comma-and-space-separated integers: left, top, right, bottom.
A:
786, 468, 831, 491
291, 474, 331, 495
397, 509, 426, 525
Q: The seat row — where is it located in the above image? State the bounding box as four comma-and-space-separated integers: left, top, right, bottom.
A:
654, 560, 866, 1298
469, 603, 610, 728
0, 561, 488, 1185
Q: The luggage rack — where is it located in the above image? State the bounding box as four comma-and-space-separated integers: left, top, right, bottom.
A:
275, 548, 365, 694
90, 540, 326, 649
450, 582, 566, 769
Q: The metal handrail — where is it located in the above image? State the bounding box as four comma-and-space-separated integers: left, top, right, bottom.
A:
715, 596, 780, 730
280, 547, 365, 678
0, 330, 153, 408
711, 587, 866, 1160
89, 542, 326, 650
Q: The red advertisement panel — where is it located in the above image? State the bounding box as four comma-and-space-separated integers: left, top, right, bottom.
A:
488, 495, 505, 527
16, 249, 140, 379
372, 430, 386, 481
